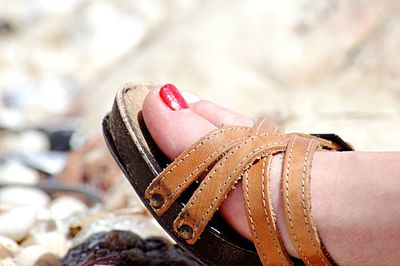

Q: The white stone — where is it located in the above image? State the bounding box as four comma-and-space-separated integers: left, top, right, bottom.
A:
0, 236, 20, 259
0, 109, 25, 131
49, 196, 87, 220
0, 187, 50, 208
15, 245, 59, 266
0, 207, 37, 242
73, 213, 168, 246
0, 257, 17, 266
0, 161, 39, 185
0, 131, 49, 156
31, 231, 68, 257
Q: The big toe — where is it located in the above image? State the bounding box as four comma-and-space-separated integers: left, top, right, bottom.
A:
142, 84, 253, 239
142, 85, 215, 160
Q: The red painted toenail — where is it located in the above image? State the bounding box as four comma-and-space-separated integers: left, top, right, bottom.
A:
159, 84, 189, 111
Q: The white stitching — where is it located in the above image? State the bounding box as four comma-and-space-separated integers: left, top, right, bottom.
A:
301, 141, 328, 265
262, 155, 287, 265
253, 118, 267, 134
244, 168, 269, 265
195, 143, 286, 232
154, 131, 285, 210
272, 126, 279, 135
284, 136, 311, 265
184, 137, 286, 233
152, 127, 248, 192
148, 127, 249, 199
163, 135, 248, 202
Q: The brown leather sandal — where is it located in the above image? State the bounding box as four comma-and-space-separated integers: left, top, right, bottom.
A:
102, 82, 353, 266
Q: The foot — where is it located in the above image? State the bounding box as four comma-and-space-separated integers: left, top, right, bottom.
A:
142, 84, 301, 257
141, 84, 400, 265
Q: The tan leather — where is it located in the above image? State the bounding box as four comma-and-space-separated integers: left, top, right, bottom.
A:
145, 126, 251, 215
252, 117, 284, 135
144, 117, 343, 265
243, 155, 292, 265
173, 133, 287, 244
286, 133, 338, 151
282, 135, 331, 265
243, 120, 292, 265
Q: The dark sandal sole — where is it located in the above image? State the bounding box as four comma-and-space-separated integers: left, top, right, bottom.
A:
102, 82, 352, 266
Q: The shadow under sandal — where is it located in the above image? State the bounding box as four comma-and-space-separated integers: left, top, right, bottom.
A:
102, 82, 353, 266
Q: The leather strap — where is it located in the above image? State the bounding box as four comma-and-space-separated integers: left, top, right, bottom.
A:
243, 155, 292, 265
286, 133, 338, 151
173, 134, 287, 244
282, 135, 331, 265
244, 118, 292, 265
142, 117, 345, 265
252, 117, 284, 135
145, 126, 251, 215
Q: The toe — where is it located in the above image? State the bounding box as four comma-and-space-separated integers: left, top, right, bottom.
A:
142, 84, 253, 240
191, 100, 254, 127
142, 87, 215, 160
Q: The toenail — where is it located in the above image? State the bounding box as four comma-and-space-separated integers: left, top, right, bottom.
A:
159, 84, 189, 111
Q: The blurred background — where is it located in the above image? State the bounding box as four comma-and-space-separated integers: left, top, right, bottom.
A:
0, 0, 399, 265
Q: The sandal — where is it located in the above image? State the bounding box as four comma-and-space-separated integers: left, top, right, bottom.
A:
102, 82, 353, 266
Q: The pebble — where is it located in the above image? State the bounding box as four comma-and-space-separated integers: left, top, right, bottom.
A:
21, 151, 67, 176
49, 196, 87, 220
31, 231, 68, 257
72, 213, 169, 246
0, 207, 37, 242
0, 161, 39, 185
0, 131, 49, 156
0, 187, 50, 208
0, 109, 24, 131
16, 245, 59, 266
0, 257, 16, 266
0, 236, 20, 258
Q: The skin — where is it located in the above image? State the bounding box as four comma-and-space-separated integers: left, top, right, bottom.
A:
142, 88, 400, 265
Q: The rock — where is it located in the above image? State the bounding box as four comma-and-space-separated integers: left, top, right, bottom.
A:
0, 109, 24, 131
62, 231, 199, 266
31, 231, 68, 257
72, 213, 168, 246
0, 131, 49, 156
49, 196, 87, 220
0, 161, 40, 185
21, 151, 67, 176
0, 187, 50, 208
0, 257, 17, 266
0, 207, 37, 242
0, 236, 20, 259
16, 245, 59, 266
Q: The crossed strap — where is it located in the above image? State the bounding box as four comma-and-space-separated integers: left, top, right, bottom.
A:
145, 119, 341, 266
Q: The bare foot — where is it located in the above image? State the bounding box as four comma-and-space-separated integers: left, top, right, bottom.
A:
141, 84, 400, 265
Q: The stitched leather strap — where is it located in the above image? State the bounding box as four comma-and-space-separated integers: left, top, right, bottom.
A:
243, 155, 292, 266
282, 135, 331, 265
286, 133, 338, 151
252, 118, 284, 135
244, 119, 293, 265
145, 126, 251, 215
142, 117, 345, 265
173, 134, 287, 244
